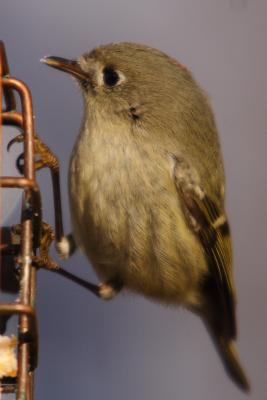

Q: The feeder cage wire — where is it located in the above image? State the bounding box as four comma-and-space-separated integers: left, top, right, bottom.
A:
0, 40, 52, 400
0, 40, 99, 400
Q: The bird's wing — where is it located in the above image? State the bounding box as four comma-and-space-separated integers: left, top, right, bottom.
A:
172, 155, 236, 339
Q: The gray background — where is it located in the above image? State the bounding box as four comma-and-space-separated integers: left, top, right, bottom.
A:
1, 0, 267, 399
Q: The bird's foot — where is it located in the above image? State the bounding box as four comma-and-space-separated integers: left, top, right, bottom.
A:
98, 282, 118, 300
98, 278, 123, 300
55, 234, 76, 260
8, 133, 59, 174
32, 222, 59, 270
32, 254, 59, 270
55, 237, 71, 260
10, 222, 59, 271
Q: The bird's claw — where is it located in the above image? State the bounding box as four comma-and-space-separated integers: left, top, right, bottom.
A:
32, 254, 59, 270
7, 133, 24, 152
34, 222, 59, 270
11, 222, 59, 271
7, 133, 59, 174
33, 136, 59, 171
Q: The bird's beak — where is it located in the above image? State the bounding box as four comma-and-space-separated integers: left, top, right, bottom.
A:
40, 56, 88, 81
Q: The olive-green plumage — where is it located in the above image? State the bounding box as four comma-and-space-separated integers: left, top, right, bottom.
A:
43, 42, 249, 391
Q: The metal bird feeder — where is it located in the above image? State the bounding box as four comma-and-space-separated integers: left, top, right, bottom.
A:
0, 40, 102, 399
0, 40, 40, 400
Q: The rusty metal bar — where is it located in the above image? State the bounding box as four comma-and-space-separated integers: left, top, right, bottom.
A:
3, 77, 35, 179
0, 40, 37, 400
0, 43, 2, 252
2, 110, 23, 127
0, 41, 16, 111
0, 39, 91, 399
5, 76, 35, 400
1, 380, 17, 394
0, 177, 36, 188
0, 304, 38, 371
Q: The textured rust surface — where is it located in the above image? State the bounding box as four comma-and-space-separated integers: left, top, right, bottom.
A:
0, 40, 38, 400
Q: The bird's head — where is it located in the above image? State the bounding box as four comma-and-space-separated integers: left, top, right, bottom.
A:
41, 42, 196, 130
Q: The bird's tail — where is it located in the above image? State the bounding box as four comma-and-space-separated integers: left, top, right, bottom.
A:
211, 334, 250, 392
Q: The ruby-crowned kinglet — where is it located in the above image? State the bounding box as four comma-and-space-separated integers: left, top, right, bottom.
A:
42, 43, 249, 391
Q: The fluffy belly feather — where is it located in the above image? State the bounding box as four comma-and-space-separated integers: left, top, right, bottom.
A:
68, 128, 207, 306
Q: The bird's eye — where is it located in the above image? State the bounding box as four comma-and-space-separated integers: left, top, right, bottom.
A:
103, 67, 120, 87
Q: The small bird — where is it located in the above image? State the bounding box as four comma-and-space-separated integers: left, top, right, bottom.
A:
42, 42, 249, 391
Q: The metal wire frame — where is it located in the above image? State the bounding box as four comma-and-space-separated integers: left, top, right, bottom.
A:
0, 40, 106, 399
0, 40, 40, 400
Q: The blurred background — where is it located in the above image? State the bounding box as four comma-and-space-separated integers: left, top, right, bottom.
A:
1, 0, 266, 399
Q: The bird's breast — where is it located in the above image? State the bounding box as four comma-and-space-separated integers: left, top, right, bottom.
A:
69, 124, 169, 252
68, 123, 206, 305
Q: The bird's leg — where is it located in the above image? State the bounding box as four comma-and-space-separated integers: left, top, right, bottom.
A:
30, 222, 122, 299
30, 223, 122, 299
7, 134, 123, 299
53, 268, 123, 300
8, 133, 63, 238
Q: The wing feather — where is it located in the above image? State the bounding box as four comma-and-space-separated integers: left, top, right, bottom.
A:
173, 156, 236, 339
